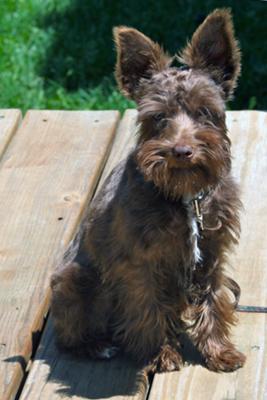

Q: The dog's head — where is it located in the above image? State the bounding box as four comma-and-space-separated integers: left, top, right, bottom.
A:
114, 9, 241, 199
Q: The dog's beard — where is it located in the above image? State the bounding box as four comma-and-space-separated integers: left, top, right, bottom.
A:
136, 139, 230, 199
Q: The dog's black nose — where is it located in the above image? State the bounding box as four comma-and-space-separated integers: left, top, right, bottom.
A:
173, 145, 193, 158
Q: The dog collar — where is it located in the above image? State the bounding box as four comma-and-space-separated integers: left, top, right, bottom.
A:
188, 188, 222, 232
192, 191, 205, 230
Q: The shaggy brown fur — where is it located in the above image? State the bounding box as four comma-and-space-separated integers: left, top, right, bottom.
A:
51, 9, 246, 373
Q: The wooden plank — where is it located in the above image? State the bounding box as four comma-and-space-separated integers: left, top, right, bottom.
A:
19, 110, 149, 400
98, 109, 137, 184
20, 319, 148, 400
0, 109, 22, 157
149, 111, 267, 400
148, 314, 267, 400
0, 110, 119, 400
227, 111, 267, 307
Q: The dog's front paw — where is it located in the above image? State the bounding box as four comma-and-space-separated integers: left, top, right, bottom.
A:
205, 346, 246, 372
147, 345, 183, 373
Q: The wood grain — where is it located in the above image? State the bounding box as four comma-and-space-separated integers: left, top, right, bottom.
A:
0, 110, 119, 400
149, 110, 267, 400
0, 109, 22, 158
98, 109, 137, 185
227, 111, 267, 307
19, 109, 149, 400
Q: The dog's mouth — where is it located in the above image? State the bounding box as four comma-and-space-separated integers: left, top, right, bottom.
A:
168, 157, 216, 181
136, 138, 228, 198
167, 155, 194, 170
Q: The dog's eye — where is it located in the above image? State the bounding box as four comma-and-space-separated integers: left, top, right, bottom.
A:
153, 113, 165, 122
196, 107, 211, 118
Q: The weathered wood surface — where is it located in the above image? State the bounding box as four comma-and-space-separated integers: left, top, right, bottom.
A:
19, 110, 149, 400
0, 109, 22, 157
20, 319, 148, 400
98, 109, 137, 185
227, 111, 267, 308
2, 110, 266, 400
150, 110, 267, 400
0, 110, 119, 400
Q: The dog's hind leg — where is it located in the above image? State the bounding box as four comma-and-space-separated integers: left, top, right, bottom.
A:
109, 262, 184, 372
50, 261, 116, 359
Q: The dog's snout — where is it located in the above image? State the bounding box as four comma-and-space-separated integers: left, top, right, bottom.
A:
172, 145, 193, 159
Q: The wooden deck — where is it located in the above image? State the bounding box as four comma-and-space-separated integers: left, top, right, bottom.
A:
0, 109, 266, 400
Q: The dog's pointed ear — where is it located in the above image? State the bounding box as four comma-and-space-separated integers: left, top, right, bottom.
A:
113, 27, 170, 100
179, 9, 241, 99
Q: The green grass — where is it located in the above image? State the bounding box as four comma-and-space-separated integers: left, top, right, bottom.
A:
0, 0, 266, 113
0, 0, 135, 113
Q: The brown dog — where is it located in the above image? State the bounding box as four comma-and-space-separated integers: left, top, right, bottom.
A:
51, 9, 246, 373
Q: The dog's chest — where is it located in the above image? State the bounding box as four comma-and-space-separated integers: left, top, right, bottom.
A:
146, 201, 203, 267
186, 206, 202, 265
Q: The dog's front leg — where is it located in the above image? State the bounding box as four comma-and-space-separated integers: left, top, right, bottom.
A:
189, 273, 246, 372
146, 341, 183, 373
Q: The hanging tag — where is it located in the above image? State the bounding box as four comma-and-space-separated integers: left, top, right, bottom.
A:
193, 199, 204, 230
